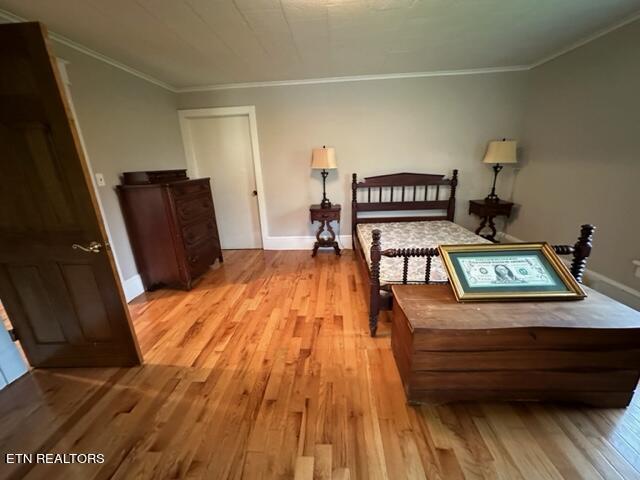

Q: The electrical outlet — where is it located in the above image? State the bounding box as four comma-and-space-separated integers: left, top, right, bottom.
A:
633, 260, 640, 279
95, 173, 106, 187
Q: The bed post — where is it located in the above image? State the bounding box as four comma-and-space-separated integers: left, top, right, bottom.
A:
447, 169, 458, 221
351, 173, 358, 249
570, 224, 595, 283
369, 229, 382, 337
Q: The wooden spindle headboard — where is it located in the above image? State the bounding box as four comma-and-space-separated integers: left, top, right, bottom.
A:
351, 170, 459, 236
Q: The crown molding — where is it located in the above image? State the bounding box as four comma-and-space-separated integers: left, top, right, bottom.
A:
530, 9, 640, 69
0, 6, 529, 91
174, 9, 640, 92
178, 10, 640, 92
0, 6, 530, 93
0, 8, 176, 92
49, 32, 175, 91
175, 65, 530, 92
2, 6, 639, 93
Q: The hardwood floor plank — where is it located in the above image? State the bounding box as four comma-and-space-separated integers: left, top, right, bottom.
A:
517, 404, 603, 480
313, 444, 332, 480
481, 404, 564, 479
1, 250, 640, 479
472, 414, 526, 480
549, 408, 628, 480
294, 456, 314, 480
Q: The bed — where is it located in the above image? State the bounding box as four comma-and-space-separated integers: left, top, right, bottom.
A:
350, 171, 596, 337
356, 220, 491, 284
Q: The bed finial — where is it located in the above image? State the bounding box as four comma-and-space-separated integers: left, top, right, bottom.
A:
570, 224, 595, 283
369, 229, 382, 337
351, 173, 358, 249
447, 169, 459, 221
371, 228, 381, 246
351, 173, 357, 203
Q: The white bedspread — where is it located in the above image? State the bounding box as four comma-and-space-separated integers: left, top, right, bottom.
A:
356, 220, 489, 285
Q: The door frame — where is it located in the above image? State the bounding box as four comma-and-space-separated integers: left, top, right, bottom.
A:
178, 106, 268, 248
56, 58, 138, 299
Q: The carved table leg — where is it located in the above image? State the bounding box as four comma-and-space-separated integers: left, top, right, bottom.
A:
326, 221, 341, 256
312, 220, 327, 257
486, 216, 497, 242
312, 219, 340, 256
475, 217, 488, 236
475, 216, 498, 242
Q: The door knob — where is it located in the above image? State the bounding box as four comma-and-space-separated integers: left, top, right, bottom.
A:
72, 241, 103, 253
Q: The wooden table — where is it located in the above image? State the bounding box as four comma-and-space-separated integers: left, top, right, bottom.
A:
391, 284, 640, 407
468, 199, 514, 242
310, 204, 341, 257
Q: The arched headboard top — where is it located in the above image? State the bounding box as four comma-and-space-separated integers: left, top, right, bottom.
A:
355, 171, 456, 188
351, 170, 459, 232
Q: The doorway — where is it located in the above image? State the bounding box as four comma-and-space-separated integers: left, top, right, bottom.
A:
0, 300, 28, 389
179, 107, 266, 249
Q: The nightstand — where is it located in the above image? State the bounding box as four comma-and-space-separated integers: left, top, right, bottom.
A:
468, 199, 515, 242
310, 204, 341, 257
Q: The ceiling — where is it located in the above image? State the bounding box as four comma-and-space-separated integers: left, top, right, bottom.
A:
1, 0, 639, 90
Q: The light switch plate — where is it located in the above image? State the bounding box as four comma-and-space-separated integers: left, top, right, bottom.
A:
95, 173, 106, 187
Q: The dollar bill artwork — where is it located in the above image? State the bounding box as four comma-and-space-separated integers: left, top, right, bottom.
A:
456, 254, 555, 288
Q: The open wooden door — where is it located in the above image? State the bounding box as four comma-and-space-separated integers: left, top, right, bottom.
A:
0, 22, 142, 367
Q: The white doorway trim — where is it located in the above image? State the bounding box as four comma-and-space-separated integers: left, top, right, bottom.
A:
178, 106, 268, 248
57, 58, 144, 301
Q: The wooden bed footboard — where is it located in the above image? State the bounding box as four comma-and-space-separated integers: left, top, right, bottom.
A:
366, 224, 596, 337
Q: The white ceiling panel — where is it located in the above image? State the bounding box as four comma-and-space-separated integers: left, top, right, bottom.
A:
0, 0, 638, 88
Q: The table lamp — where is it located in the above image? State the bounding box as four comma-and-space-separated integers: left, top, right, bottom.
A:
311, 146, 337, 209
483, 139, 517, 202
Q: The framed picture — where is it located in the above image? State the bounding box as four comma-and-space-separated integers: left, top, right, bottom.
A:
438, 243, 586, 302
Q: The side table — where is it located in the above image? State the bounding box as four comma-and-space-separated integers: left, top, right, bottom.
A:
310, 204, 341, 256
468, 199, 514, 242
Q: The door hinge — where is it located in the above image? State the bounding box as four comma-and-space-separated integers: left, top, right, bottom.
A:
8, 328, 18, 342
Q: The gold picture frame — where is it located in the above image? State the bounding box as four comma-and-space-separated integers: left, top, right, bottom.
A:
438, 242, 586, 302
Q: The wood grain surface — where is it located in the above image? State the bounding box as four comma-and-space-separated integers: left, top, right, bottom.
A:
1, 250, 640, 479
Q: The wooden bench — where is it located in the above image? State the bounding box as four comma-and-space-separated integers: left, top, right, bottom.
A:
391, 284, 640, 407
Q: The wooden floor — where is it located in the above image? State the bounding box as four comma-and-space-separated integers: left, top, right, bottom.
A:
2, 250, 640, 479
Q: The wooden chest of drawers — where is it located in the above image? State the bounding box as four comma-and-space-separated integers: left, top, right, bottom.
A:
117, 170, 223, 291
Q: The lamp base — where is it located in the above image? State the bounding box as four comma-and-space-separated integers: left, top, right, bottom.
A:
485, 164, 503, 203
320, 169, 332, 208
320, 198, 332, 209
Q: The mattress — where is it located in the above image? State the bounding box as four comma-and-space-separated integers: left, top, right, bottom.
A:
356, 220, 490, 285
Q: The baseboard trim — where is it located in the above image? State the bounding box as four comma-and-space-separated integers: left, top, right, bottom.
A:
263, 235, 352, 250
122, 274, 145, 303
500, 232, 640, 311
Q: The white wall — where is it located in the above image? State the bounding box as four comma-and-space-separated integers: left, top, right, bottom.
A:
509, 19, 640, 294
52, 43, 188, 287
177, 72, 529, 239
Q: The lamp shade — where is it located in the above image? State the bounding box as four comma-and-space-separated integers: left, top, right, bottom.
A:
483, 140, 517, 164
311, 146, 337, 169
